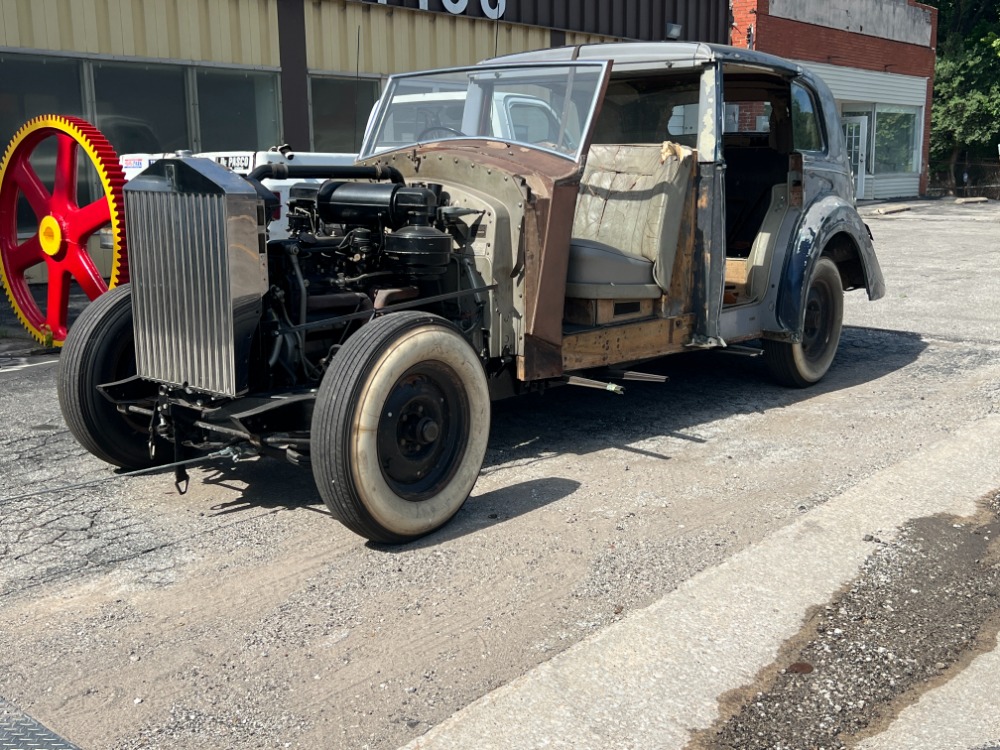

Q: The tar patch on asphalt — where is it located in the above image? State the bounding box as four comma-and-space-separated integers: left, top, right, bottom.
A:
687, 491, 1000, 750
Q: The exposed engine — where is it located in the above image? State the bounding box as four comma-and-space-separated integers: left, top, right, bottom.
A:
109, 157, 490, 465
258, 173, 483, 392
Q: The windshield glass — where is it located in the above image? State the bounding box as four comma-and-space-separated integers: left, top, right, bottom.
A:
359, 62, 609, 161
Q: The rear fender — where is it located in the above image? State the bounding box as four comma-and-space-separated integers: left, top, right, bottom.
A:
775, 196, 885, 337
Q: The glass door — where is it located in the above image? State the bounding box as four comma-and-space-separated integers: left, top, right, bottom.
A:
842, 116, 868, 200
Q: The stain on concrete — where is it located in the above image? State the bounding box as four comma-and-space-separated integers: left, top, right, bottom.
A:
689, 491, 1000, 750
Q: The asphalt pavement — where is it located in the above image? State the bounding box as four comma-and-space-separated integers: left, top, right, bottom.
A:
1, 197, 998, 750
402, 197, 1000, 749
403, 416, 1000, 749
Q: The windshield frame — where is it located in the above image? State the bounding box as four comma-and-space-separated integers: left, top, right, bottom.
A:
359, 61, 612, 163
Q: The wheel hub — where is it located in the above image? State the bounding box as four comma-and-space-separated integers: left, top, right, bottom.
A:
377, 364, 468, 501
802, 285, 831, 359
417, 417, 440, 444
38, 215, 63, 257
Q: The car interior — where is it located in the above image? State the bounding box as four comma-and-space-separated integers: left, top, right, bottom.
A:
564, 66, 803, 331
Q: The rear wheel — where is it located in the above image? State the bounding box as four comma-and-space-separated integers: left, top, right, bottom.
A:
57, 284, 157, 468
763, 256, 844, 387
311, 312, 490, 543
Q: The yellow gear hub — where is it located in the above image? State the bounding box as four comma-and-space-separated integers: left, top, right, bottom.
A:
0, 114, 128, 345
38, 215, 63, 257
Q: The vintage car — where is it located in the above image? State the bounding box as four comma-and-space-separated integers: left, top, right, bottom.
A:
57, 42, 883, 543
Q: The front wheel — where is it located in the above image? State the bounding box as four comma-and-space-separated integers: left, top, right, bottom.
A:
57, 284, 158, 468
311, 312, 490, 543
763, 256, 844, 387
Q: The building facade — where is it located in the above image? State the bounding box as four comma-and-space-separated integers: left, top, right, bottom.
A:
1, 0, 729, 160
731, 0, 937, 199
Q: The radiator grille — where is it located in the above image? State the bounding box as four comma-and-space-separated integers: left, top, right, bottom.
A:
125, 158, 267, 398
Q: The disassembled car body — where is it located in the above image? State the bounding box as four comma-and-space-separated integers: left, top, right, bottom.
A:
56, 43, 883, 542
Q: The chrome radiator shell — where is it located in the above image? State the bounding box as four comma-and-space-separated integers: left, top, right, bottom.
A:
124, 158, 268, 397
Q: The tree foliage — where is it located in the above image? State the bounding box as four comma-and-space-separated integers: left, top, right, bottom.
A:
921, 0, 1000, 181
929, 39, 1000, 163
926, 0, 999, 50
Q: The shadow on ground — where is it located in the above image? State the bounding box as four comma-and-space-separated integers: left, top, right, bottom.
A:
371, 477, 583, 552
480, 325, 925, 467
197, 325, 925, 545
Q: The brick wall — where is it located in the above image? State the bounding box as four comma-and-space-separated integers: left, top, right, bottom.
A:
730, 0, 767, 49
731, 0, 934, 78
754, 15, 935, 78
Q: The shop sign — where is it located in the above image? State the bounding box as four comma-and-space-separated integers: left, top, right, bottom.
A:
369, 0, 506, 21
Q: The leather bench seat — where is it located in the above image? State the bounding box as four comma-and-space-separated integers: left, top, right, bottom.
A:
566, 238, 659, 300
567, 142, 695, 300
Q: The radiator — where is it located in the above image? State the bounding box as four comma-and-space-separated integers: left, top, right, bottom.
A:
124, 157, 268, 398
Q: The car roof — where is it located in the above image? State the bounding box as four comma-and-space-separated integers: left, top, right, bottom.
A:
487, 42, 807, 78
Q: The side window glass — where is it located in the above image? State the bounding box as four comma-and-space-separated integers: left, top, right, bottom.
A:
591, 78, 700, 147
791, 82, 824, 152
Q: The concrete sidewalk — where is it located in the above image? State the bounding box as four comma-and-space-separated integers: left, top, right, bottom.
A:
401, 415, 1000, 750
856, 195, 990, 217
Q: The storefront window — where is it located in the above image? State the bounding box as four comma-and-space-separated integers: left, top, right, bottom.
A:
2, 54, 287, 236
311, 77, 382, 153
873, 105, 918, 174
197, 70, 280, 151
0, 55, 84, 148
842, 107, 874, 120
0, 54, 86, 234
93, 63, 189, 153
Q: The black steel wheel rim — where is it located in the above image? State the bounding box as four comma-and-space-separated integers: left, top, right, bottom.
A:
376, 361, 469, 501
801, 278, 834, 362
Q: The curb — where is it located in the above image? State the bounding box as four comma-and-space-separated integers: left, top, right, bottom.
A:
0, 340, 54, 358
860, 204, 911, 217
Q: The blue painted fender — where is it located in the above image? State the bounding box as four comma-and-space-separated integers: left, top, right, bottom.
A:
775, 195, 885, 337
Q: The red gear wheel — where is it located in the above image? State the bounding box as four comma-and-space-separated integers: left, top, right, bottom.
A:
0, 115, 128, 346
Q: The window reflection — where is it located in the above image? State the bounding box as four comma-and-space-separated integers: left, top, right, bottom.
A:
198, 70, 279, 151
791, 82, 824, 152
0, 55, 86, 235
874, 106, 917, 174
93, 62, 188, 153
311, 77, 381, 153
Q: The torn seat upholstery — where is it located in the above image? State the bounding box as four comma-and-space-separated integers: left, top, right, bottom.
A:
567, 142, 695, 299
